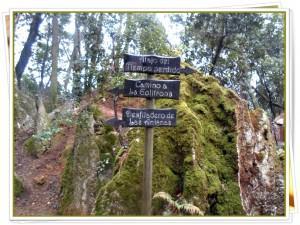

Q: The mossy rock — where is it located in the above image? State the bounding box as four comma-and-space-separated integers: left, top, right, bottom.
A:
94, 73, 245, 216
59, 109, 119, 215
14, 89, 36, 134
94, 139, 143, 215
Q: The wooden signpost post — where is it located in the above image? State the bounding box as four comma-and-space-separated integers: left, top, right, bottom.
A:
123, 54, 181, 215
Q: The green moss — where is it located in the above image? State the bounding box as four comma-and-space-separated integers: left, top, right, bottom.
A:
95, 139, 143, 215
58, 147, 75, 215
88, 104, 102, 121
215, 181, 245, 215
13, 174, 24, 199
183, 165, 209, 211
23, 136, 43, 157
191, 103, 209, 115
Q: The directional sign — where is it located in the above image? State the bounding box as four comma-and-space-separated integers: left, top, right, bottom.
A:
180, 66, 197, 75
123, 79, 180, 99
123, 54, 181, 75
122, 108, 177, 127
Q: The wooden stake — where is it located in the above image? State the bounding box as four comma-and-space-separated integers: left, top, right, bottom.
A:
142, 73, 154, 215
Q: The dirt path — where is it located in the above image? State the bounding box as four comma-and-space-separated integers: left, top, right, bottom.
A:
14, 126, 76, 216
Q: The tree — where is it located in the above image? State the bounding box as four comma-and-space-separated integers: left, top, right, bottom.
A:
15, 13, 43, 89
173, 13, 284, 118
49, 15, 60, 111
39, 22, 51, 91
81, 14, 104, 93
72, 14, 83, 100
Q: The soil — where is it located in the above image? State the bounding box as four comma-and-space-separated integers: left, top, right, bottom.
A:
14, 126, 76, 216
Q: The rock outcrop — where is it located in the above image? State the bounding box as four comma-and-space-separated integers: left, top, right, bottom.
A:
59, 106, 118, 215
14, 89, 37, 134
95, 73, 245, 216
235, 103, 284, 215
59, 70, 284, 216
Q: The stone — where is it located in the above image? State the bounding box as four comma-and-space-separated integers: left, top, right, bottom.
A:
33, 175, 46, 185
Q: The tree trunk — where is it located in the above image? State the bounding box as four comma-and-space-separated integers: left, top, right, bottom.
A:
72, 15, 82, 100
209, 35, 225, 76
257, 70, 277, 119
15, 13, 43, 89
49, 15, 60, 111
123, 14, 133, 54
88, 15, 103, 92
39, 23, 51, 91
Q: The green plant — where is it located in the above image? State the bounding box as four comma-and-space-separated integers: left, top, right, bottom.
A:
33, 126, 61, 142
153, 191, 204, 216
13, 174, 24, 199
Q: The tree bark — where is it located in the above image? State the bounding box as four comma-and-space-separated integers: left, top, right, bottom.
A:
49, 15, 60, 111
257, 70, 278, 119
209, 35, 225, 76
39, 23, 51, 91
88, 15, 103, 92
72, 15, 82, 100
15, 13, 43, 89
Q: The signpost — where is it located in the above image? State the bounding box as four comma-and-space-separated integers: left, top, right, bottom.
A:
122, 108, 177, 127
123, 79, 180, 99
124, 53, 181, 75
123, 54, 181, 215
106, 54, 197, 215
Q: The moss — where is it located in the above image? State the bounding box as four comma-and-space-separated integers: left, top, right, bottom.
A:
215, 181, 245, 215
88, 103, 102, 121
183, 165, 208, 211
58, 147, 75, 215
95, 139, 143, 215
93, 71, 245, 216
23, 136, 43, 157
13, 174, 24, 199
191, 103, 209, 115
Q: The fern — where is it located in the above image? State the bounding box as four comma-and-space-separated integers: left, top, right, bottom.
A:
153, 191, 204, 216
178, 203, 204, 216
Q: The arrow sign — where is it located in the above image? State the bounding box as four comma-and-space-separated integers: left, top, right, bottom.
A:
180, 66, 197, 75
124, 79, 180, 99
124, 54, 181, 75
122, 108, 177, 127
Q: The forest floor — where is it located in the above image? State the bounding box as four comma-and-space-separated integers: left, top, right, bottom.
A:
14, 126, 76, 216
14, 93, 137, 216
